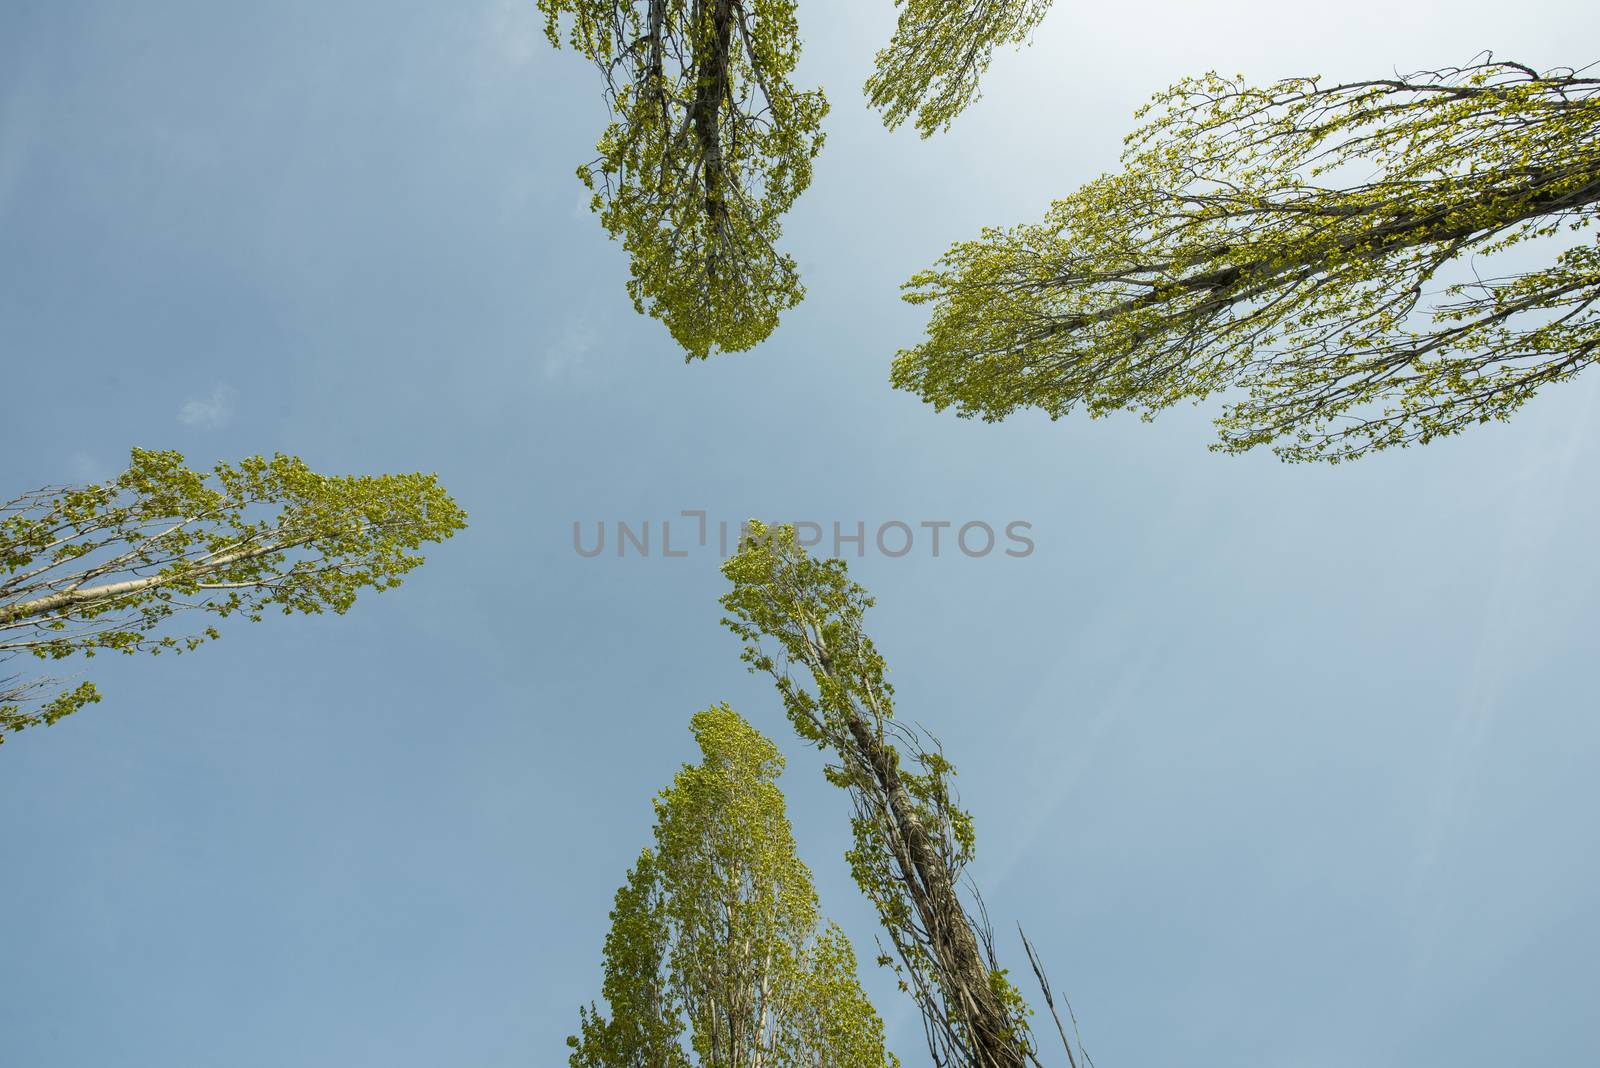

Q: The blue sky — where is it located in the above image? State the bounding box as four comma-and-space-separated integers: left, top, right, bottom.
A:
3, 2, 1598, 1065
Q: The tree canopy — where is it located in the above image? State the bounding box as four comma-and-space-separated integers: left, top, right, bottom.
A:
722, 524, 1090, 1068
893, 57, 1600, 461
568, 703, 896, 1068
865, 0, 1055, 137
539, 0, 828, 359
0, 449, 466, 743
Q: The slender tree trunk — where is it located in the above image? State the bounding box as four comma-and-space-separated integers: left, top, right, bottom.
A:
802, 628, 1024, 1068
839, 709, 1025, 1068
0, 535, 309, 625
689, 0, 737, 272
1043, 169, 1600, 338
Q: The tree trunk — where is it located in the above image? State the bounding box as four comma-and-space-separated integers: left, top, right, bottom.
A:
689, 0, 737, 273
839, 708, 1026, 1068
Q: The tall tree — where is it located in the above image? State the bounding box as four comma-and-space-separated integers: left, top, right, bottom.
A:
568, 703, 896, 1068
893, 57, 1600, 462
865, 0, 1055, 137
538, 0, 828, 359
0, 449, 466, 744
721, 524, 1088, 1068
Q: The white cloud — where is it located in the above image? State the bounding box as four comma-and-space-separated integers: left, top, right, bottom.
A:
543, 322, 598, 380
178, 384, 238, 430
486, 0, 542, 67
0, 58, 44, 224
67, 451, 107, 483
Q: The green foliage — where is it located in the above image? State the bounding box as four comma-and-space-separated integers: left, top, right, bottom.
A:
719, 525, 977, 865
569, 704, 896, 1068
865, 0, 1054, 137
569, 849, 689, 1068
894, 58, 1600, 461
539, 0, 828, 359
721, 524, 1034, 1068
0, 448, 466, 742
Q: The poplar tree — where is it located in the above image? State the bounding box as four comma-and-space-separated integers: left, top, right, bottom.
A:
0, 449, 466, 743
569, 703, 896, 1068
722, 524, 1089, 1068
866, 0, 1055, 137
894, 57, 1600, 462
538, 0, 828, 359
